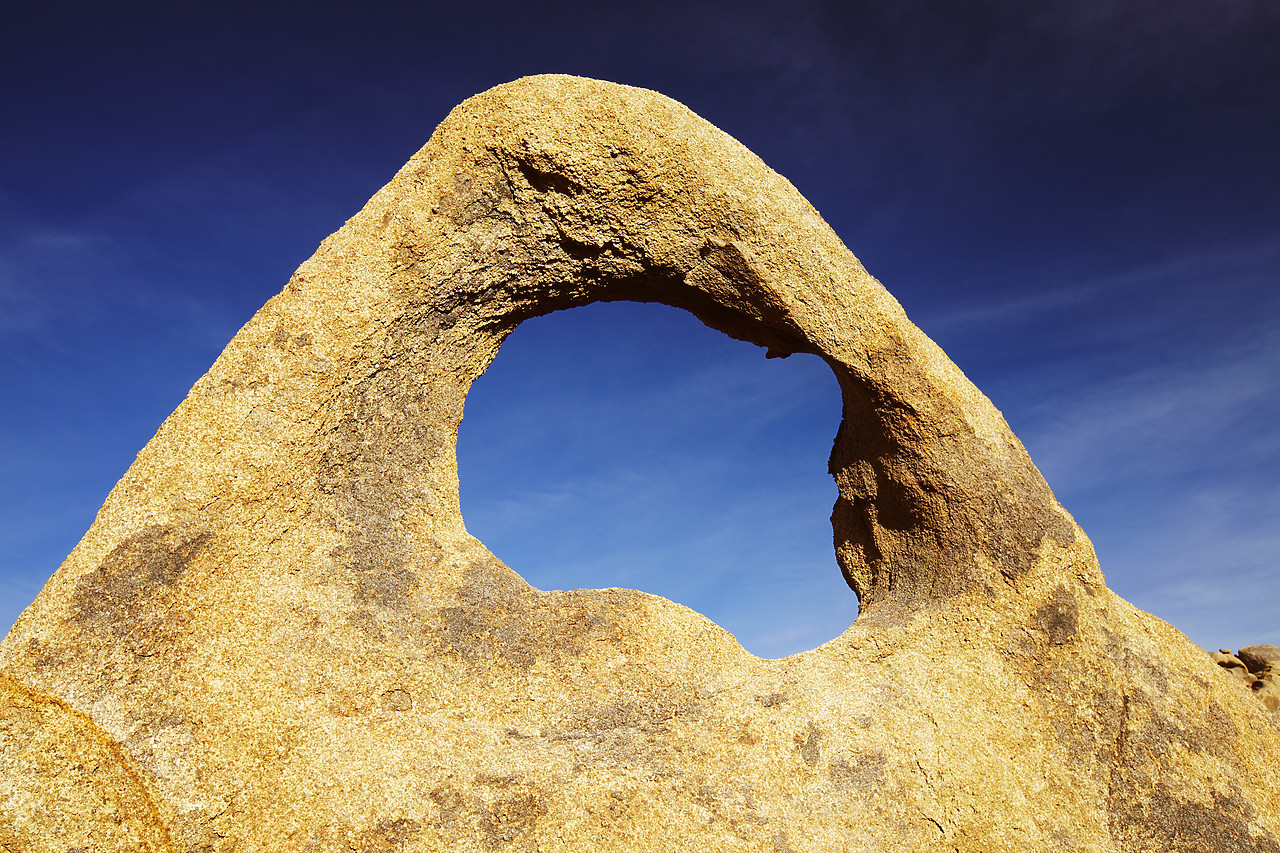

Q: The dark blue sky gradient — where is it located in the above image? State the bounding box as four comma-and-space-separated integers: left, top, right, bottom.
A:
3, 0, 1278, 656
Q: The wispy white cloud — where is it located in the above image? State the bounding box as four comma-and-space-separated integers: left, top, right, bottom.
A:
1023, 329, 1278, 493
919, 240, 1280, 343
1102, 481, 1280, 650
0, 225, 127, 338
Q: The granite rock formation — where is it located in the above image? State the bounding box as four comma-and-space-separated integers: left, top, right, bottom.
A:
1213, 646, 1280, 713
2, 75, 1278, 852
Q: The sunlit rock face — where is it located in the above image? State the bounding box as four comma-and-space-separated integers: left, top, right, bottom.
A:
2, 75, 1277, 852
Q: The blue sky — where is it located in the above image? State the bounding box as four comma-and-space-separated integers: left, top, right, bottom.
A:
2, 0, 1277, 658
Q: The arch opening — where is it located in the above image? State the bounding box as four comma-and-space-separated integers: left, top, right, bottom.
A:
457, 300, 857, 658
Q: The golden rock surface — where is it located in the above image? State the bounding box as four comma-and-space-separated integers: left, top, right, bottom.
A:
2, 75, 1277, 851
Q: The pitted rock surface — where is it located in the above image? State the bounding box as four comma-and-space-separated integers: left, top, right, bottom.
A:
3, 75, 1278, 852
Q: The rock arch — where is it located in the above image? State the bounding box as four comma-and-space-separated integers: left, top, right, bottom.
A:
2, 76, 1277, 851
207, 71, 1075, 617
426, 75, 1079, 613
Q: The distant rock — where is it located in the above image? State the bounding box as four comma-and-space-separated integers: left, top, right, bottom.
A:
2, 75, 1279, 851
1257, 681, 1280, 713
1239, 644, 1280, 673
1211, 649, 1252, 678
1215, 645, 1280, 714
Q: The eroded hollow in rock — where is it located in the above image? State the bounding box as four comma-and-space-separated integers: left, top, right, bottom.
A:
457, 301, 855, 658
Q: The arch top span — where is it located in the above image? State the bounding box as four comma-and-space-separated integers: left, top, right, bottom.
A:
284, 73, 1078, 613
24, 75, 1082, 630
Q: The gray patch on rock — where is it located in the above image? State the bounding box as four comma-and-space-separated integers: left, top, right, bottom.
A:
1034, 585, 1079, 646
477, 787, 547, 851
316, 353, 451, 618
828, 753, 886, 790
349, 609, 387, 642
1107, 778, 1280, 853
358, 816, 423, 852
456, 560, 533, 609
436, 565, 624, 670
70, 525, 212, 641
794, 722, 823, 767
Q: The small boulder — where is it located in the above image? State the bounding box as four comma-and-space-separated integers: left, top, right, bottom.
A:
1209, 651, 1252, 682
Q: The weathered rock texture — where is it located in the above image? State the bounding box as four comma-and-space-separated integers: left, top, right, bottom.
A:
2, 75, 1278, 851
